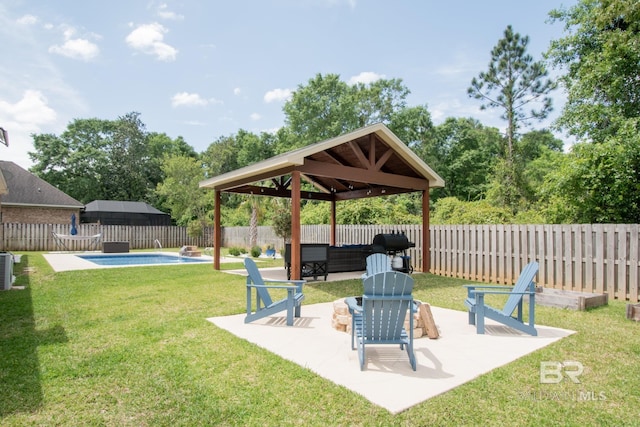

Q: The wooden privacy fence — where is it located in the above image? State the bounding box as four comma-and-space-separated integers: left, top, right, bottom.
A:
224, 224, 639, 302
1, 223, 212, 252
430, 224, 639, 303
3, 222, 638, 302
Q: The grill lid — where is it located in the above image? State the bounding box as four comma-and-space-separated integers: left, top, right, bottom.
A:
372, 233, 415, 252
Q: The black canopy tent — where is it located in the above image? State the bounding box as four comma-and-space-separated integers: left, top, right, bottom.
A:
82, 200, 171, 226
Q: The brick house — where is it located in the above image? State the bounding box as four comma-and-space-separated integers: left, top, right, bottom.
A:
0, 160, 83, 224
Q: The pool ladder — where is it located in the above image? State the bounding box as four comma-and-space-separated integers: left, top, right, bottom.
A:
154, 239, 162, 251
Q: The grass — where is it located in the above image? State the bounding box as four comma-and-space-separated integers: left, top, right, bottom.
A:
1, 252, 639, 426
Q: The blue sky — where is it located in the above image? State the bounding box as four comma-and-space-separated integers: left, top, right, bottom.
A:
1, 0, 575, 170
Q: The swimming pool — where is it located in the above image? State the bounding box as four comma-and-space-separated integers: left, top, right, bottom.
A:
76, 253, 210, 266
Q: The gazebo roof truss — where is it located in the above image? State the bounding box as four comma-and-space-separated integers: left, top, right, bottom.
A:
200, 123, 444, 200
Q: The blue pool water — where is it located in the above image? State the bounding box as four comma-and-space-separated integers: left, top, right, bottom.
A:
77, 253, 210, 266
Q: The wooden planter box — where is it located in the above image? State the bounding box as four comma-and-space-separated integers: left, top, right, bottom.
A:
532, 288, 608, 311
626, 304, 640, 321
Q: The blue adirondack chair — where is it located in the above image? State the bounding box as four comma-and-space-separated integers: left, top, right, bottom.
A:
345, 271, 416, 371
244, 257, 305, 326
464, 261, 539, 336
361, 253, 392, 279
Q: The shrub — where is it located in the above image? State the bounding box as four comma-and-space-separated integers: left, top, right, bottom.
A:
250, 246, 262, 258
228, 247, 242, 256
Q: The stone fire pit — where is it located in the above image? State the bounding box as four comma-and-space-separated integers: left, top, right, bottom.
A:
331, 298, 439, 339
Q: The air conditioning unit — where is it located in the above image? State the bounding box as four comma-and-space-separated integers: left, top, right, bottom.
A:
0, 252, 14, 290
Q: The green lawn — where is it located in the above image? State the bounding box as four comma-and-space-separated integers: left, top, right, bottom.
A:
1, 252, 638, 426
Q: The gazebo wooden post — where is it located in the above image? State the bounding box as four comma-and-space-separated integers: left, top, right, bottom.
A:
291, 171, 301, 280
422, 189, 430, 273
330, 199, 336, 246
214, 190, 221, 270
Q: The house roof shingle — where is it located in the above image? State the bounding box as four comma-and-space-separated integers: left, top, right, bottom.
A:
0, 161, 83, 208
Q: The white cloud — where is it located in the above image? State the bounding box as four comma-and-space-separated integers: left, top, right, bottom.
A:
348, 71, 385, 85
126, 23, 177, 61
46, 24, 101, 61
0, 90, 58, 168
171, 92, 209, 107
157, 3, 184, 20
0, 90, 57, 125
171, 92, 221, 107
250, 113, 261, 121
233, 87, 241, 96
264, 88, 292, 103
49, 38, 99, 61
16, 14, 38, 26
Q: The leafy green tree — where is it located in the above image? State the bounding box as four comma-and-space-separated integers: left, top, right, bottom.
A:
201, 135, 240, 179
419, 118, 503, 202
516, 130, 565, 205
548, 0, 640, 141
388, 105, 436, 153
271, 198, 292, 248
156, 155, 214, 230
468, 25, 556, 211
202, 129, 277, 229
30, 117, 114, 203
281, 73, 410, 150
105, 112, 150, 201
540, 120, 640, 223
543, 0, 640, 223
144, 133, 199, 209
29, 112, 191, 205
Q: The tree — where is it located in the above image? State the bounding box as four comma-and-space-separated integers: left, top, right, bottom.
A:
271, 199, 292, 249
29, 112, 190, 205
548, 0, 640, 141
144, 133, 199, 209
156, 154, 214, 233
416, 117, 503, 202
30, 117, 114, 203
468, 25, 556, 210
282, 73, 410, 150
387, 105, 435, 153
543, 0, 640, 223
105, 112, 150, 201
517, 130, 565, 207
540, 120, 640, 223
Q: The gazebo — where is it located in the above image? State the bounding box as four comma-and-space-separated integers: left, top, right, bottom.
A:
199, 123, 445, 279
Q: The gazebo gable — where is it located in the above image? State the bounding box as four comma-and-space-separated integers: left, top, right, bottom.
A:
199, 123, 444, 200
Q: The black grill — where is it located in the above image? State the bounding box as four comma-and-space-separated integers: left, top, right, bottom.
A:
371, 232, 414, 273
372, 233, 413, 253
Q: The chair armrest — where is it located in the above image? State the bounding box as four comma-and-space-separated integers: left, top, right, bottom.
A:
266, 279, 305, 293
463, 284, 515, 290
464, 284, 535, 298
467, 289, 536, 296
262, 278, 305, 286
345, 296, 361, 313
247, 283, 303, 292
247, 277, 307, 292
